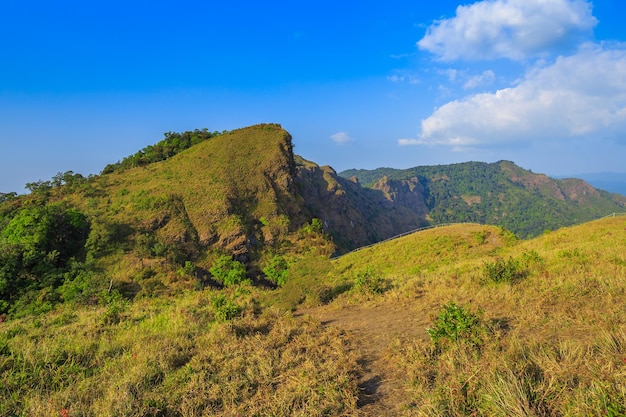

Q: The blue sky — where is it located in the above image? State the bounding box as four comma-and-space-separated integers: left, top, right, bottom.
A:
1, 0, 625, 193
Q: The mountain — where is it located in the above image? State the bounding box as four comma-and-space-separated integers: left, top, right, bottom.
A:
295, 156, 428, 250
556, 172, 626, 197
3, 215, 626, 416
2, 124, 626, 415
2, 125, 625, 318
340, 160, 626, 238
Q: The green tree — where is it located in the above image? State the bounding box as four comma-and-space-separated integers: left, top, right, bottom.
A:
0, 203, 89, 314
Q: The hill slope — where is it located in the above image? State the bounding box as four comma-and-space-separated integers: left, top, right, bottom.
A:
3, 216, 625, 415
3, 125, 625, 318
305, 215, 626, 415
340, 160, 626, 238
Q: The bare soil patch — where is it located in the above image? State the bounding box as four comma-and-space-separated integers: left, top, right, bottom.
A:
298, 299, 434, 416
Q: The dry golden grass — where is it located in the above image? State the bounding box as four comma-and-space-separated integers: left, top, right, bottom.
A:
3, 216, 625, 416
322, 216, 626, 415
1, 286, 360, 416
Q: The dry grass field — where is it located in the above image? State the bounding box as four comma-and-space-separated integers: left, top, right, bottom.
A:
2, 208, 625, 415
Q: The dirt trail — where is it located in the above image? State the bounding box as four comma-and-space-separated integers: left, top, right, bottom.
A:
299, 299, 434, 416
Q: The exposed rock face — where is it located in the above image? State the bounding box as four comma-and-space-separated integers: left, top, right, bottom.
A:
295, 159, 427, 252
371, 176, 430, 215
339, 159, 626, 238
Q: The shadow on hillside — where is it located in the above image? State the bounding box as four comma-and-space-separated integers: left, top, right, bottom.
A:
195, 267, 224, 289
357, 363, 383, 408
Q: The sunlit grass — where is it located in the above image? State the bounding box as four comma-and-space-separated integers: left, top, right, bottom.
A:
3, 216, 625, 415
1, 286, 359, 416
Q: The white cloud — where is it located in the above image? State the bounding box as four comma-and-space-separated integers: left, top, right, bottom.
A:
330, 131, 354, 144
398, 138, 423, 146
406, 43, 626, 148
463, 70, 495, 89
387, 70, 420, 84
418, 0, 597, 61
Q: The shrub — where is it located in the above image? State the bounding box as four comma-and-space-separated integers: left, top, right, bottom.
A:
177, 261, 196, 277
353, 266, 386, 294
262, 254, 289, 286
209, 255, 249, 286
100, 291, 127, 325
211, 294, 243, 321
427, 302, 486, 350
300, 218, 324, 235
483, 257, 525, 284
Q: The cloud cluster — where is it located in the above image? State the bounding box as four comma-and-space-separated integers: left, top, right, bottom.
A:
330, 131, 354, 144
406, 43, 626, 149
418, 0, 597, 61
402, 0, 626, 157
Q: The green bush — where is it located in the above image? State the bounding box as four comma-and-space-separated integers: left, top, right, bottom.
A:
211, 294, 243, 321
300, 218, 324, 235
177, 261, 196, 277
100, 291, 127, 325
483, 257, 525, 284
209, 255, 249, 286
262, 254, 289, 286
427, 302, 486, 350
353, 266, 386, 294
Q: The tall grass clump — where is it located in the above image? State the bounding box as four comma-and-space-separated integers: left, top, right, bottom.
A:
353, 266, 387, 295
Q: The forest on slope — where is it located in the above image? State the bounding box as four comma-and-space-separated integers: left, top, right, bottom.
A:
340, 160, 626, 238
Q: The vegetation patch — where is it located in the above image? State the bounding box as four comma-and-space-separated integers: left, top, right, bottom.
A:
482, 257, 527, 284
427, 302, 486, 351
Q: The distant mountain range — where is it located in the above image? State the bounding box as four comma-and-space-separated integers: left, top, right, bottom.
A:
339, 160, 626, 239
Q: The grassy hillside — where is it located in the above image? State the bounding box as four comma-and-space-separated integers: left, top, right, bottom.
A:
0, 124, 332, 318
322, 216, 626, 415
2, 216, 625, 415
340, 160, 626, 238
2, 124, 625, 415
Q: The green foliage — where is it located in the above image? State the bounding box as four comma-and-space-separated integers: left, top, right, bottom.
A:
262, 254, 289, 286
427, 302, 486, 350
209, 255, 249, 286
102, 129, 223, 174
86, 218, 132, 256
353, 266, 386, 294
211, 294, 243, 321
177, 261, 196, 277
483, 257, 526, 284
520, 249, 543, 267
25, 171, 92, 198
101, 297, 126, 325
301, 218, 324, 235
0, 192, 17, 203
0, 203, 90, 315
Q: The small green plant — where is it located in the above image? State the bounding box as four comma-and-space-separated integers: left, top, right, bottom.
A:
353, 266, 386, 294
177, 261, 196, 277
497, 227, 518, 244
472, 229, 489, 244
209, 255, 249, 286
262, 254, 289, 286
100, 292, 127, 325
211, 294, 243, 321
483, 257, 525, 284
301, 218, 324, 235
427, 302, 485, 350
